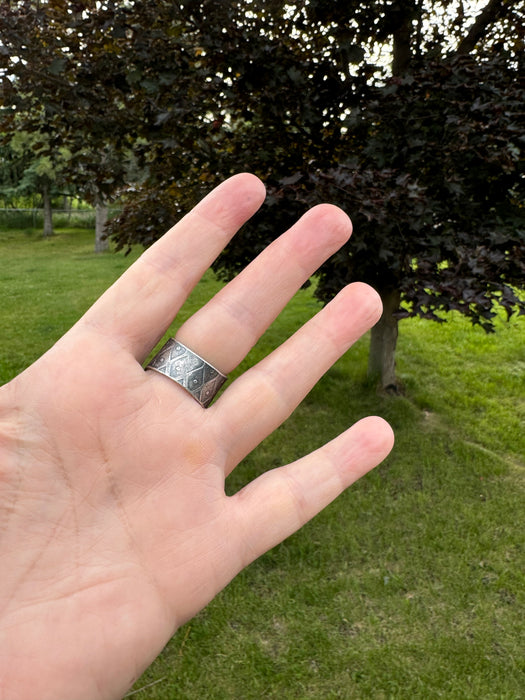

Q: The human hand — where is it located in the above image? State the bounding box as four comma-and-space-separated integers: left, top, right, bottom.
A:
0, 174, 393, 700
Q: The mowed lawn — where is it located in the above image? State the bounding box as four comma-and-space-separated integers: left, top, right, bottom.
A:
1, 228, 524, 699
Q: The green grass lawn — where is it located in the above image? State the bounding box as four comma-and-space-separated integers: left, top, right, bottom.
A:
1, 228, 524, 699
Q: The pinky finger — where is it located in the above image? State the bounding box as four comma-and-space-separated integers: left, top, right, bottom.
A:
230, 416, 394, 568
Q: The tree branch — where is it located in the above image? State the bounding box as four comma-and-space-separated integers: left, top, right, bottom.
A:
456, 0, 509, 54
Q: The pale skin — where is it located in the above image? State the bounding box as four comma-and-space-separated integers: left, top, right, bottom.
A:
0, 174, 394, 700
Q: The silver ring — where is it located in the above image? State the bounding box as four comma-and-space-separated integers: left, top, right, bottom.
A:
146, 339, 227, 408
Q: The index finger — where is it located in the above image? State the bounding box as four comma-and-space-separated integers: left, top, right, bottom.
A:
79, 174, 266, 360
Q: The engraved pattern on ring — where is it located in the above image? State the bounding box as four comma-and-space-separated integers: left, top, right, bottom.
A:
146, 339, 227, 408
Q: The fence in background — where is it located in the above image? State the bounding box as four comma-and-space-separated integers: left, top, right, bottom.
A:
0, 208, 121, 230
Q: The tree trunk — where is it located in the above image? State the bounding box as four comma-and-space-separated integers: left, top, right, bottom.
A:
42, 181, 53, 237
95, 195, 109, 253
392, 16, 412, 76
368, 288, 401, 392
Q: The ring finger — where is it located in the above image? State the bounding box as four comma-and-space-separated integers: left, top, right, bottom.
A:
216, 282, 382, 471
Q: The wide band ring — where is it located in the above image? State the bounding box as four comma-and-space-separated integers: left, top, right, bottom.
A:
146, 339, 227, 408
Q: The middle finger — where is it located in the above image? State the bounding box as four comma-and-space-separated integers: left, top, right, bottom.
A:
175, 203, 352, 375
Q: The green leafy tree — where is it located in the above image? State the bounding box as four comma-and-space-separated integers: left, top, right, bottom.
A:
0, 130, 70, 237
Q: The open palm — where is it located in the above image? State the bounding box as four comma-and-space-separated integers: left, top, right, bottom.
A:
0, 175, 393, 700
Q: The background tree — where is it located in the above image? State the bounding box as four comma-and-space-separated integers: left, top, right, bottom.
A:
109, 0, 524, 389
0, 1, 146, 249
200, 0, 524, 390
